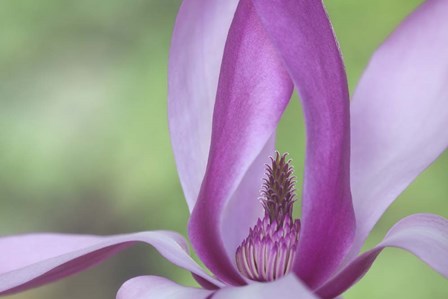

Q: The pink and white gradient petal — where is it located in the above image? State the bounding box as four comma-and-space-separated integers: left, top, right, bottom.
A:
348, 0, 448, 260
168, 0, 239, 212
0, 231, 222, 296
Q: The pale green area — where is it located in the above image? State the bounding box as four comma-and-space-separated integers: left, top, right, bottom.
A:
0, 0, 446, 298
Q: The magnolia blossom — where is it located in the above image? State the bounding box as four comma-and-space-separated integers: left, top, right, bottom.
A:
1, 0, 447, 298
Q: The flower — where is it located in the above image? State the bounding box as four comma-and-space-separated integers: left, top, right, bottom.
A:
1, 0, 447, 298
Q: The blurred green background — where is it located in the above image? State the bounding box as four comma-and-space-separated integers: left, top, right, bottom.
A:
0, 0, 447, 298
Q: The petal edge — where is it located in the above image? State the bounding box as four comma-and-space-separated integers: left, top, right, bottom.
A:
317, 214, 448, 298
0, 231, 223, 295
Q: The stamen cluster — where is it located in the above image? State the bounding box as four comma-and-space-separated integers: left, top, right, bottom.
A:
236, 152, 301, 282
235, 215, 300, 282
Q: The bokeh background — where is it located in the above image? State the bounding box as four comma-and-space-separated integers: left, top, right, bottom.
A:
1, 0, 447, 298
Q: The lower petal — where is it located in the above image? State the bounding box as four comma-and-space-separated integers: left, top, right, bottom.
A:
0, 231, 223, 295
116, 276, 214, 299
316, 214, 448, 298
213, 274, 317, 299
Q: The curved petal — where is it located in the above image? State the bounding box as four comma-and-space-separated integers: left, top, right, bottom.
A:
252, 0, 355, 288
192, 273, 221, 290
0, 231, 223, 296
348, 0, 448, 259
220, 135, 275, 265
213, 274, 318, 299
116, 276, 214, 299
168, 0, 239, 211
317, 214, 448, 299
188, 0, 293, 285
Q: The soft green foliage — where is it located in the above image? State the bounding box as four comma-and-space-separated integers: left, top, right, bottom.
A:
0, 0, 446, 298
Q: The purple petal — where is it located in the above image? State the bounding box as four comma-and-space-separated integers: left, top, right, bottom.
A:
0, 231, 223, 295
188, 0, 293, 286
317, 214, 448, 298
213, 274, 318, 299
252, 0, 355, 288
168, 0, 238, 211
116, 276, 214, 299
348, 0, 448, 259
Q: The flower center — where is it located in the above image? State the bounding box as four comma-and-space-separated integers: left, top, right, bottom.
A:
235, 152, 301, 282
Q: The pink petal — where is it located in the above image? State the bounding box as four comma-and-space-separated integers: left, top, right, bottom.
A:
317, 214, 448, 298
170, 0, 279, 278
168, 0, 239, 211
252, 0, 355, 288
116, 276, 214, 299
0, 231, 223, 295
213, 274, 318, 299
348, 0, 448, 259
188, 0, 293, 285
220, 136, 275, 265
